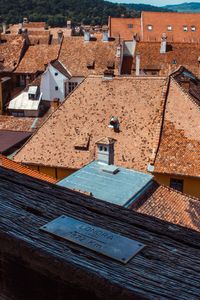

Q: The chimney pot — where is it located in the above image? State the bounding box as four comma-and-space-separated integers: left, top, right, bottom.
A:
102, 25, 109, 42
84, 26, 91, 42
136, 53, 140, 76
160, 33, 167, 54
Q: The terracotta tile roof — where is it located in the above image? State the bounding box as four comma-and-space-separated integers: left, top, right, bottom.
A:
142, 11, 200, 43
131, 181, 200, 232
0, 115, 36, 132
0, 155, 57, 183
154, 68, 200, 177
130, 42, 200, 76
58, 36, 120, 76
0, 35, 25, 72
109, 17, 141, 40
15, 44, 60, 74
14, 76, 167, 172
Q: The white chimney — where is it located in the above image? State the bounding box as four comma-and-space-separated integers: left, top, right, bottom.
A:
160, 33, 167, 54
96, 137, 116, 165
2, 23, 6, 34
57, 30, 63, 44
102, 25, 109, 42
67, 20, 71, 29
84, 26, 91, 42
116, 45, 121, 58
136, 53, 140, 76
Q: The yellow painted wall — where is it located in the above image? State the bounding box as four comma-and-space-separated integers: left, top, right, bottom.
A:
28, 164, 75, 180
155, 173, 200, 199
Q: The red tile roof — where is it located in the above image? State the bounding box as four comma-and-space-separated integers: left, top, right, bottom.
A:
0, 155, 57, 183
14, 76, 167, 172
59, 36, 120, 76
154, 68, 200, 177
0, 35, 25, 72
130, 42, 200, 77
15, 44, 60, 74
109, 17, 141, 40
131, 181, 200, 232
142, 11, 200, 43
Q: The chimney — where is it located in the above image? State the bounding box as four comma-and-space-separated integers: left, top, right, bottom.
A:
102, 25, 109, 42
116, 45, 121, 58
160, 33, 167, 54
18, 23, 23, 34
67, 20, 71, 29
57, 30, 63, 44
2, 23, 6, 34
84, 26, 91, 42
96, 137, 116, 165
22, 28, 30, 45
135, 53, 140, 76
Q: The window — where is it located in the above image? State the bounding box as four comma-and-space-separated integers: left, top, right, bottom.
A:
183, 25, 188, 32
167, 25, 172, 31
147, 25, 153, 31
99, 146, 103, 151
104, 147, 108, 152
55, 86, 58, 91
55, 72, 58, 76
170, 178, 184, 192
68, 82, 78, 93
191, 25, 196, 32
128, 24, 133, 28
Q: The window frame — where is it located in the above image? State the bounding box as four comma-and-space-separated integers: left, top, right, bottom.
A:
147, 24, 153, 31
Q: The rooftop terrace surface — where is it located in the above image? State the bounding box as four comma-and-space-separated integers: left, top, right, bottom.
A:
58, 161, 153, 206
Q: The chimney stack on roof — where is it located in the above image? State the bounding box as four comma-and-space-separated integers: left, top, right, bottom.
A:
2, 23, 6, 34
96, 137, 116, 165
57, 30, 63, 45
67, 20, 72, 29
102, 25, 109, 42
160, 33, 167, 54
136, 53, 140, 76
83, 26, 91, 42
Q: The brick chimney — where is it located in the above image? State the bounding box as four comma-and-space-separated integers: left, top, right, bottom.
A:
102, 25, 109, 42
160, 33, 167, 54
57, 30, 63, 45
135, 53, 140, 76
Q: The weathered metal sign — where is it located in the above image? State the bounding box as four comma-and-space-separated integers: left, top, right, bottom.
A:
40, 215, 145, 264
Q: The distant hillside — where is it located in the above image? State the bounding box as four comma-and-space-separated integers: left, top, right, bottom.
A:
164, 2, 200, 12
0, 0, 130, 26
122, 3, 171, 13
0, 0, 173, 27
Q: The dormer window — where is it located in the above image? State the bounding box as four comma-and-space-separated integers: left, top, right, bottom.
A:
183, 25, 188, 32
147, 25, 153, 31
167, 25, 172, 31
191, 25, 196, 32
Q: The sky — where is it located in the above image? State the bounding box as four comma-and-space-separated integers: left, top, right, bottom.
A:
108, 0, 200, 6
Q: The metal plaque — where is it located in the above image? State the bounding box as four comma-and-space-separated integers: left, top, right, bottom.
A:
40, 215, 145, 264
